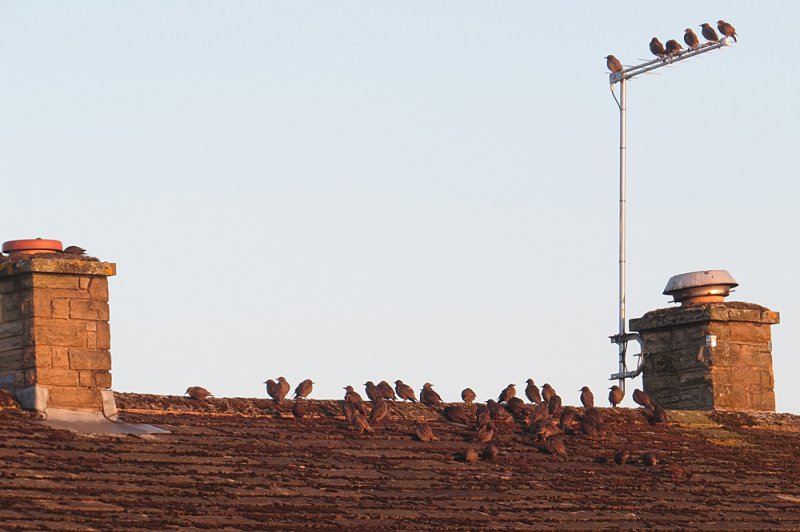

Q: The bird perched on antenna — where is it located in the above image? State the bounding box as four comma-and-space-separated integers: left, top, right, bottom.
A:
717, 20, 737, 42
649, 37, 666, 58
700, 23, 720, 42
684, 28, 699, 50
665, 39, 683, 57
606, 55, 623, 73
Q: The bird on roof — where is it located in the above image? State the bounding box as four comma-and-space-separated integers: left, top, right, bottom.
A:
546, 433, 568, 460
443, 405, 469, 424
377, 381, 396, 401
651, 404, 668, 425
395, 380, 417, 402
613, 449, 630, 466
420, 383, 442, 407
581, 416, 601, 440
364, 381, 382, 403
497, 384, 516, 404
458, 447, 479, 463
530, 418, 561, 442
185, 386, 213, 400
292, 399, 307, 421
665, 39, 683, 56
548, 394, 562, 416
473, 421, 495, 443
368, 398, 389, 425
293, 379, 313, 400
632, 389, 655, 410
665, 462, 691, 480
606, 55, 623, 73
486, 399, 512, 423
684, 28, 700, 50
277, 377, 290, 400
608, 385, 624, 407
475, 403, 491, 430
415, 421, 438, 442
525, 379, 542, 404
717, 20, 737, 42
481, 444, 498, 461
461, 388, 476, 403
642, 452, 660, 467
649, 37, 666, 58
344, 385, 365, 405
701, 23, 720, 42
559, 407, 579, 433
541, 384, 556, 404
530, 400, 550, 425
506, 397, 527, 418
63, 245, 87, 256
265, 379, 282, 403
579, 386, 594, 408
350, 411, 374, 434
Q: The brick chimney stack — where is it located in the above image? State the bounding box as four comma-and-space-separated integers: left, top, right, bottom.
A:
0, 251, 117, 419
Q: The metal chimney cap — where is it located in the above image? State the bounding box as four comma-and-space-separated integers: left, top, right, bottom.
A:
663, 270, 738, 305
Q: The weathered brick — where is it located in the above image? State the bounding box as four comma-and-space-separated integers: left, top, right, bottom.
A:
3, 292, 33, 320
94, 371, 112, 389
0, 280, 16, 294
51, 347, 70, 368
31, 318, 86, 347
84, 321, 97, 332
69, 349, 111, 370
0, 335, 24, 353
0, 320, 23, 340
51, 299, 70, 319
24, 346, 51, 369
31, 274, 80, 290
47, 386, 101, 408
33, 292, 53, 317
69, 300, 109, 321
88, 278, 108, 301
78, 370, 95, 387
79, 277, 91, 290
96, 323, 111, 350
38, 368, 79, 387
0, 349, 27, 370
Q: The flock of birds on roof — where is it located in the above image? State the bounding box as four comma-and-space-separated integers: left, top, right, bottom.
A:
605, 20, 737, 74
184, 377, 687, 479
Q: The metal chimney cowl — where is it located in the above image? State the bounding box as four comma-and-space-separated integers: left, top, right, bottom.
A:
663, 270, 738, 305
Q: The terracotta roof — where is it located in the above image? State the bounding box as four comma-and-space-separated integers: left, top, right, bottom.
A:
1, 393, 799, 530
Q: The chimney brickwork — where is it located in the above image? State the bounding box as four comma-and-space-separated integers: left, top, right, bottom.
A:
0, 257, 116, 414
630, 302, 778, 411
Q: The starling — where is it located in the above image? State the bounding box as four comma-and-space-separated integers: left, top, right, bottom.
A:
546, 434, 568, 460
377, 381, 397, 401
649, 37, 666, 58
701, 23, 719, 42
277, 377, 290, 401
606, 55, 623, 73
486, 399, 512, 423
665, 39, 683, 56
444, 405, 469, 424
642, 452, 660, 467
525, 379, 542, 404
533, 419, 561, 441
420, 383, 443, 406
475, 404, 491, 429
350, 411, 374, 434
293, 379, 314, 400
368, 398, 389, 425
651, 404, 668, 425
548, 394, 562, 415
717, 20, 737, 42
264, 379, 282, 403
292, 399, 307, 420
632, 389, 654, 410
581, 417, 601, 440
364, 381, 382, 403
665, 463, 691, 480
497, 384, 516, 404
530, 400, 550, 424
460, 447, 479, 463
684, 28, 699, 49
583, 407, 604, 425
481, 444, 498, 461
461, 387, 476, 403
541, 383, 555, 404
473, 421, 495, 443
185, 386, 213, 400
505, 397, 527, 418
342, 399, 357, 423
613, 449, 630, 466
63, 245, 87, 255
608, 385, 624, 407
344, 385, 365, 405
579, 386, 594, 408
559, 407, 579, 432
395, 380, 417, 402
415, 422, 438, 442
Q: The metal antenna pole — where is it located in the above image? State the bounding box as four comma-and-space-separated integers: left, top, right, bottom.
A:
608, 38, 732, 387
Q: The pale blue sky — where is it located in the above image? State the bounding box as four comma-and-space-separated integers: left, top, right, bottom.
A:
2, 2, 798, 411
